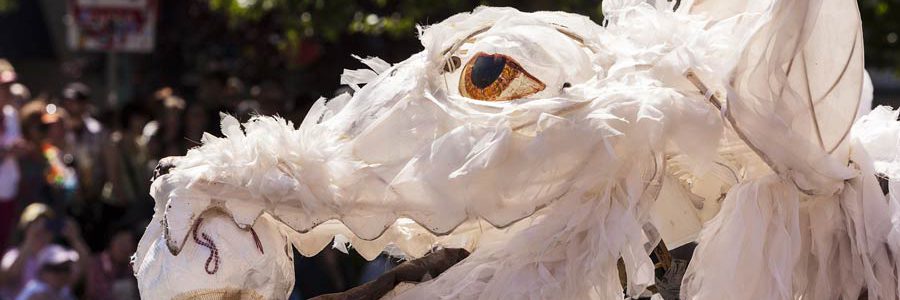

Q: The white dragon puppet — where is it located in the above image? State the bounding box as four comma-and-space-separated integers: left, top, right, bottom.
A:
133, 0, 900, 299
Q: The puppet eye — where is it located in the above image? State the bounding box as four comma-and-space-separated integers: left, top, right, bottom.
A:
459, 52, 546, 101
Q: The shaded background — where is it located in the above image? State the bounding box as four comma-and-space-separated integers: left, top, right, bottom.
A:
1, 0, 898, 115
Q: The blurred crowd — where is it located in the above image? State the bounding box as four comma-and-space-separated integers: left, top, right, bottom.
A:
0, 57, 153, 300
0, 58, 385, 300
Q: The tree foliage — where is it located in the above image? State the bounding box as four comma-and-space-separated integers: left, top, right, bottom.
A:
203, 0, 603, 67
205, 0, 899, 72
860, 0, 900, 73
0, 0, 14, 13
207, 0, 603, 41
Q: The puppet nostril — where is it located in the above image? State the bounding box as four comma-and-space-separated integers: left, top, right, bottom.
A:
152, 159, 176, 181
443, 56, 462, 73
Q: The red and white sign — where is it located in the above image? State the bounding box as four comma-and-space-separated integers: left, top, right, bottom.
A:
66, 0, 158, 52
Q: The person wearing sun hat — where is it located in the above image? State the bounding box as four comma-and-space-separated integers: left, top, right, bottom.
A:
0, 203, 89, 300
14, 244, 79, 300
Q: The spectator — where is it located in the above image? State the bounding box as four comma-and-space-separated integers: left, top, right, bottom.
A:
0, 59, 23, 252
60, 83, 106, 207
8, 84, 29, 109
13, 101, 78, 227
15, 100, 51, 210
14, 245, 78, 300
18, 100, 46, 144
103, 103, 155, 223
83, 226, 138, 300
149, 87, 186, 158
0, 204, 89, 299
37, 105, 77, 209
60, 84, 110, 251
104, 105, 152, 206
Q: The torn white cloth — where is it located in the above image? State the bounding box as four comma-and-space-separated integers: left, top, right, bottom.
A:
134, 1, 900, 299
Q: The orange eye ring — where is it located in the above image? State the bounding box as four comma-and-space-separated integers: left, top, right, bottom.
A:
459, 52, 546, 101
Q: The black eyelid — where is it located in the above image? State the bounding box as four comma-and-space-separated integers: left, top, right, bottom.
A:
470, 54, 507, 89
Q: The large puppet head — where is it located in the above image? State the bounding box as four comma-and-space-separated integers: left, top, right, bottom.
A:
134, 0, 897, 299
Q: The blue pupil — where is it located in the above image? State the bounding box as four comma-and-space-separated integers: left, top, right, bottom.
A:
471, 55, 506, 89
